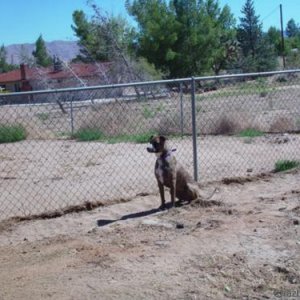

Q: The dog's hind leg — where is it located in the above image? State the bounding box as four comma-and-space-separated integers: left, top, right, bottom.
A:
187, 183, 200, 201
170, 176, 176, 207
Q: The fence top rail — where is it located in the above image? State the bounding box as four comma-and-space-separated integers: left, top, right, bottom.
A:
1, 69, 300, 99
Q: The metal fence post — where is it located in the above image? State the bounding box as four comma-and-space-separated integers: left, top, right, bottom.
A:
191, 77, 198, 181
180, 82, 184, 137
70, 96, 74, 136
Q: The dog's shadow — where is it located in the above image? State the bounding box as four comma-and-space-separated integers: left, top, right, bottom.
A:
97, 202, 175, 227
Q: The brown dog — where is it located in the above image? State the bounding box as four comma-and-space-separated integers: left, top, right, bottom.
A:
147, 135, 199, 209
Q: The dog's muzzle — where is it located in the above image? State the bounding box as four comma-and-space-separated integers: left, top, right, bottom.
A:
147, 146, 156, 153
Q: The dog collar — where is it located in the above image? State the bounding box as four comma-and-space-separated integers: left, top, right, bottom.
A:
161, 148, 176, 159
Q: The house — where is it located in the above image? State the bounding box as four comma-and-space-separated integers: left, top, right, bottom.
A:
0, 61, 112, 93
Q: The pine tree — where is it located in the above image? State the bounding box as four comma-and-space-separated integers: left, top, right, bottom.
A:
237, 0, 277, 72
237, 0, 262, 59
0, 45, 17, 73
32, 35, 52, 67
0, 45, 7, 73
127, 0, 237, 77
286, 19, 300, 38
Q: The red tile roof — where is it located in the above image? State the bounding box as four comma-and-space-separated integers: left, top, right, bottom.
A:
0, 68, 23, 82
0, 63, 111, 83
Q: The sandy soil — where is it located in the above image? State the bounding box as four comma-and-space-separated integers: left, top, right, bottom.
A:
0, 168, 299, 299
1, 134, 300, 221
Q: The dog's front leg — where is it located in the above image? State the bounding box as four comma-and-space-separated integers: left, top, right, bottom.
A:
158, 181, 166, 209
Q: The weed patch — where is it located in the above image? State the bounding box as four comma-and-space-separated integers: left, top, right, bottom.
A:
105, 132, 157, 144
0, 124, 27, 143
274, 160, 300, 172
73, 128, 104, 141
36, 112, 50, 122
239, 128, 264, 138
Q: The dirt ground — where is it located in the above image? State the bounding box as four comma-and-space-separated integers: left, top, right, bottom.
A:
0, 168, 299, 299
1, 134, 300, 221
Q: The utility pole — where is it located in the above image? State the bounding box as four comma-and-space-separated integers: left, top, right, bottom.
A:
280, 4, 286, 68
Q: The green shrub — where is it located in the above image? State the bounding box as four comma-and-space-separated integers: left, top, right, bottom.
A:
274, 160, 300, 172
73, 128, 104, 141
142, 105, 156, 119
106, 131, 157, 144
36, 112, 49, 122
239, 128, 264, 138
0, 124, 27, 143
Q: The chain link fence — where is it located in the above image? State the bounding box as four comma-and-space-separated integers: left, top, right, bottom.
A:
1, 70, 300, 220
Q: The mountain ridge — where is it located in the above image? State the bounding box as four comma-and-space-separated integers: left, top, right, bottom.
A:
5, 40, 80, 65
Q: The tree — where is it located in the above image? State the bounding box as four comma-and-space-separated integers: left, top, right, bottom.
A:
237, 0, 262, 59
32, 35, 52, 67
237, 0, 277, 72
127, 0, 237, 77
72, 9, 135, 63
207, 3, 238, 74
72, 10, 104, 62
0, 45, 17, 73
19, 44, 35, 66
286, 19, 300, 38
266, 26, 283, 55
71, 2, 162, 88
0, 45, 7, 73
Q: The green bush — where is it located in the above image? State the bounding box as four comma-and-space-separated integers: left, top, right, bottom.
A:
73, 128, 104, 141
106, 132, 157, 144
0, 124, 27, 143
238, 128, 264, 138
274, 160, 300, 172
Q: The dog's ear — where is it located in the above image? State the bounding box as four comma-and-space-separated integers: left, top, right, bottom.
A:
159, 135, 166, 143
149, 135, 154, 142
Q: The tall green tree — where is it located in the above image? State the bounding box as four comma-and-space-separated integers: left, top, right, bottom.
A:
32, 35, 52, 67
266, 26, 282, 55
0, 45, 17, 73
126, 0, 179, 76
237, 0, 277, 72
237, 0, 262, 59
72, 10, 105, 62
0, 45, 8, 73
72, 9, 134, 62
286, 19, 300, 38
127, 0, 237, 77
71, 2, 160, 85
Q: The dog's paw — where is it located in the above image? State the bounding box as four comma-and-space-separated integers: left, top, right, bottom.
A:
158, 204, 167, 210
175, 201, 184, 207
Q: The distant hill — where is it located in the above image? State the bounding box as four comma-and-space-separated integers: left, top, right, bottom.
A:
5, 40, 80, 65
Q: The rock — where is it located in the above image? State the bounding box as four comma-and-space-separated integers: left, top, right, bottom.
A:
176, 223, 184, 229
293, 219, 299, 225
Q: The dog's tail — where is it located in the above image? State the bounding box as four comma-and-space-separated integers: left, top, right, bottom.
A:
202, 187, 218, 200
192, 187, 222, 207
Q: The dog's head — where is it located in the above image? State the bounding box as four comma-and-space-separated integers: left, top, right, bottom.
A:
147, 135, 166, 154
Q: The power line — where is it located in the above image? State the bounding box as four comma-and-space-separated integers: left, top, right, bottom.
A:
261, 5, 280, 23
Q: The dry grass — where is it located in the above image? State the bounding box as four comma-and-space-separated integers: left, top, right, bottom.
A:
0, 81, 300, 141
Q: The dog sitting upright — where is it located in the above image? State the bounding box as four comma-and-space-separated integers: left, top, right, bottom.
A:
147, 135, 199, 209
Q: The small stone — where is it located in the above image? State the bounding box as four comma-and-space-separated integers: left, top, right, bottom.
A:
176, 223, 184, 229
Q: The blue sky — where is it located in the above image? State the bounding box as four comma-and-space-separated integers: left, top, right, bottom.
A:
1, 0, 300, 46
